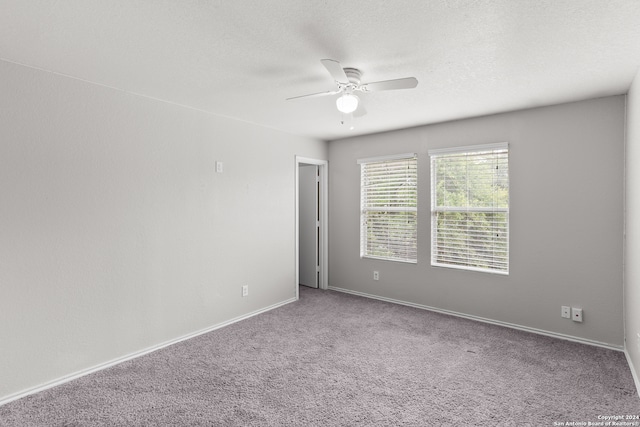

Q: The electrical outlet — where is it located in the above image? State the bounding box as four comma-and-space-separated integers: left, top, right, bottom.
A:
561, 306, 571, 319
242, 285, 248, 297
572, 307, 583, 322
216, 161, 224, 173
373, 271, 379, 281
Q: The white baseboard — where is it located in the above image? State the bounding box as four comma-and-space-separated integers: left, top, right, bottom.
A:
624, 349, 640, 398
0, 297, 297, 407
328, 286, 623, 352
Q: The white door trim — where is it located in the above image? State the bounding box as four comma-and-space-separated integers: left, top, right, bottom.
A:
295, 156, 329, 300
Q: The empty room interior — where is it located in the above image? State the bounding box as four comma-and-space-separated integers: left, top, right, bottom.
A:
2, 1, 640, 425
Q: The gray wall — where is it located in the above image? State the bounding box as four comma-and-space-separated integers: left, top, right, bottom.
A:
0, 60, 327, 402
625, 69, 640, 386
329, 96, 625, 347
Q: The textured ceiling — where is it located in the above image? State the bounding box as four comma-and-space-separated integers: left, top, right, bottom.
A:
1, 0, 640, 141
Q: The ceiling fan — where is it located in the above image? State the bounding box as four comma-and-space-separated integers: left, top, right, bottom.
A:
287, 59, 418, 118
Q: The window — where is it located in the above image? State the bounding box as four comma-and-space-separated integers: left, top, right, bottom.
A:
358, 153, 417, 263
429, 143, 509, 274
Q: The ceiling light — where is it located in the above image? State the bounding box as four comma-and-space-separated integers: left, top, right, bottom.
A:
336, 94, 359, 114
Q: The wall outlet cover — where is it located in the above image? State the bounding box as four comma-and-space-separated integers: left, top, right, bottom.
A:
572, 307, 583, 322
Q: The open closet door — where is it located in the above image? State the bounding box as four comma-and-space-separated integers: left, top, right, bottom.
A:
299, 164, 319, 288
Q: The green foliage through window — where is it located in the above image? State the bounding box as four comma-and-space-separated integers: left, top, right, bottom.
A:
359, 155, 418, 263
430, 143, 509, 274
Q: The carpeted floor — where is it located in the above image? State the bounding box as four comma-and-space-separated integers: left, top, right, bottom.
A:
1, 287, 639, 426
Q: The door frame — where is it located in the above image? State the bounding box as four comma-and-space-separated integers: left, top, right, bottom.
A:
295, 156, 328, 300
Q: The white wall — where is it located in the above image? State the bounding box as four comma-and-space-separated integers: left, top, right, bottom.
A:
0, 60, 327, 402
625, 69, 640, 387
329, 96, 625, 347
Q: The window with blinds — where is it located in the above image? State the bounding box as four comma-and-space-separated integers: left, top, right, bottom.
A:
429, 143, 509, 274
358, 153, 417, 263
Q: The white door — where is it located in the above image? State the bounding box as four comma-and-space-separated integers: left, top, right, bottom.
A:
299, 164, 319, 288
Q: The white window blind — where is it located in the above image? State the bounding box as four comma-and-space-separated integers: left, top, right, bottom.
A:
358, 153, 417, 263
429, 143, 509, 274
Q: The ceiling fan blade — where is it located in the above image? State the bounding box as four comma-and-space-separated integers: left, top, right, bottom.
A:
286, 90, 338, 101
361, 77, 418, 92
321, 59, 349, 84
353, 103, 367, 118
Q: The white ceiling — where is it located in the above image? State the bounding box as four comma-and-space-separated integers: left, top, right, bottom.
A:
1, 0, 640, 141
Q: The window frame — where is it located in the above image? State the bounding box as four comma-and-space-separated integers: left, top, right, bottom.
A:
429, 143, 509, 275
358, 153, 418, 264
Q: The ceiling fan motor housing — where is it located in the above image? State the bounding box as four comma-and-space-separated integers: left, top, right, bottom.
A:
343, 68, 362, 86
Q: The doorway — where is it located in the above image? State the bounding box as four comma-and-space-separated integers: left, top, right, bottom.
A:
295, 157, 328, 299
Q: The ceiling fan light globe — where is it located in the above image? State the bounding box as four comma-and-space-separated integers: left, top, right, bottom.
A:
336, 94, 359, 114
